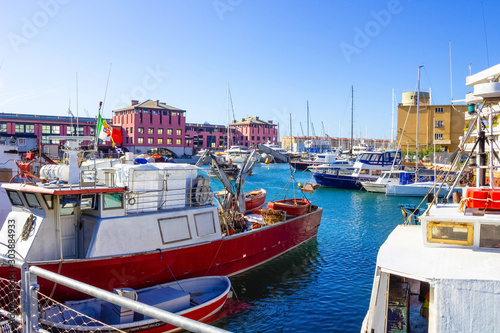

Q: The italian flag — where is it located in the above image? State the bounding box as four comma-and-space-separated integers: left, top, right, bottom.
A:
96, 114, 111, 141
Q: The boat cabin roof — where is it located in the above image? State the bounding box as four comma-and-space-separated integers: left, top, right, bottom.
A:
2, 183, 124, 195
378, 223, 500, 282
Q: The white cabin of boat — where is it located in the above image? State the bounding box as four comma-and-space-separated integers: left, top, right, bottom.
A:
1, 162, 220, 262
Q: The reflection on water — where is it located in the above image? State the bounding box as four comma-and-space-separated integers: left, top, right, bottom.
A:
208, 164, 422, 332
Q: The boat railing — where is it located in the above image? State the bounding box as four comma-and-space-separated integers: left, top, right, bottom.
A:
78, 168, 214, 214
0, 255, 230, 333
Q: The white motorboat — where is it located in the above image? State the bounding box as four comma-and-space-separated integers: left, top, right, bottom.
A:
360, 170, 404, 193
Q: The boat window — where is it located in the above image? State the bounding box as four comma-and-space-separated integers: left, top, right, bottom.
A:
42, 194, 54, 209
103, 193, 123, 210
372, 170, 382, 176
359, 169, 370, 175
479, 224, 500, 248
23, 193, 42, 209
80, 194, 96, 210
60, 195, 79, 215
427, 222, 473, 246
6, 190, 23, 206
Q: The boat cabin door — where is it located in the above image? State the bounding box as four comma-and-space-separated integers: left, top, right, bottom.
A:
56, 195, 80, 259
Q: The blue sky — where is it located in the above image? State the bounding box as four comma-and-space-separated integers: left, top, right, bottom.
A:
1, 0, 499, 140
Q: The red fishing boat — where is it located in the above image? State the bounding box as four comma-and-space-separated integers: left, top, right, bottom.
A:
39, 276, 231, 333
268, 198, 312, 216
0, 143, 322, 302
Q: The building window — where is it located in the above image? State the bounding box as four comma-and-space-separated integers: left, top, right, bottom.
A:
138, 127, 144, 134
42, 136, 50, 143
126, 137, 129, 143
52, 126, 60, 134
126, 128, 129, 134
435, 107, 444, 113
42, 125, 51, 134
167, 138, 172, 144
15, 124, 25, 133
435, 121, 444, 128
138, 137, 144, 144
435, 133, 443, 140
148, 128, 154, 134
158, 138, 163, 144
167, 129, 173, 135
158, 128, 163, 135
0, 124, 6, 132
176, 139, 181, 145
176, 129, 182, 135
148, 138, 153, 144
26, 125, 34, 133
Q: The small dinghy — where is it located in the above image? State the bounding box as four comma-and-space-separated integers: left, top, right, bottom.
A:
39, 276, 231, 333
268, 198, 311, 216
244, 188, 267, 211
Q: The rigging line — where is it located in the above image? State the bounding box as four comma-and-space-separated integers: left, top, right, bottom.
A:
157, 248, 185, 293
101, 63, 113, 115
481, 1, 490, 67
422, 66, 435, 104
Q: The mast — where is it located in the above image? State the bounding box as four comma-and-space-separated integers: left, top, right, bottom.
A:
289, 113, 292, 151
350, 85, 354, 156
307, 101, 310, 153
227, 83, 230, 150
415, 65, 423, 181
391, 88, 395, 146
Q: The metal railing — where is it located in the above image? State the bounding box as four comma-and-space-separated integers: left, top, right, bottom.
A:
0, 255, 230, 333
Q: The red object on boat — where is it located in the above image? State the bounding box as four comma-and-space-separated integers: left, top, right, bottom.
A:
268, 198, 311, 216
489, 189, 500, 210
245, 188, 267, 211
466, 188, 489, 209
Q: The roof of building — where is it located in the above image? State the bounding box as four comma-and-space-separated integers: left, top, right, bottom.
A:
231, 116, 275, 126
114, 99, 185, 112
0, 113, 98, 123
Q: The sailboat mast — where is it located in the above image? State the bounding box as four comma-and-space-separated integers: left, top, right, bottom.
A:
416, 65, 423, 180
289, 113, 292, 151
391, 88, 395, 146
307, 100, 310, 146
227, 83, 230, 150
350, 85, 354, 156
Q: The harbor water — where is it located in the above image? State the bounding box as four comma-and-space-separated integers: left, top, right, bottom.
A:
207, 163, 422, 332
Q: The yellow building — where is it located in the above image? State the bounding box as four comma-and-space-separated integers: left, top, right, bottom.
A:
397, 99, 466, 154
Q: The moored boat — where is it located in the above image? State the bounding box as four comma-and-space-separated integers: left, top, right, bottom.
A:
0, 140, 322, 302
39, 276, 231, 333
312, 150, 401, 189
